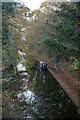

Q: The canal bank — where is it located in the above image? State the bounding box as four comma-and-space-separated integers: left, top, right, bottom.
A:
47, 57, 80, 108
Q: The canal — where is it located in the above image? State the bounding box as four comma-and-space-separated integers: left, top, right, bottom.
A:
2, 50, 79, 119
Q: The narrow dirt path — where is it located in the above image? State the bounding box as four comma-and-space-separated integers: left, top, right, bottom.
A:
47, 57, 80, 108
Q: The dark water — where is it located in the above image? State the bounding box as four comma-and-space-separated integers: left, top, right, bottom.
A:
16, 61, 79, 119
2, 60, 79, 119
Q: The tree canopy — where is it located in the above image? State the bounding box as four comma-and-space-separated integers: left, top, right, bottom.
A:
25, 2, 80, 69
2, 2, 80, 71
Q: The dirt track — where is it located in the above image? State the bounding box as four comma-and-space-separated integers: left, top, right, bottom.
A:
47, 57, 80, 108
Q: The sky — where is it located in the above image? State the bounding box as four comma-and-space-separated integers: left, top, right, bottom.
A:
19, 0, 45, 10
18, 0, 71, 11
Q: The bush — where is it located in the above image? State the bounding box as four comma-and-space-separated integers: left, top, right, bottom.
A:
70, 57, 80, 70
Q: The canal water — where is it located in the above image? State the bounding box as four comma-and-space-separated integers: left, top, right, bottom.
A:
15, 50, 78, 118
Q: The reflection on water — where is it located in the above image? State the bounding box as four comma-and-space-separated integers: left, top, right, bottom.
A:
17, 63, 26, 71
17, 50, 26, 71
16, 60, 78, 118
3, 49, 78, 118
23, 90, 35, 104
17, 89, 36, 104
18, 50, 26, 56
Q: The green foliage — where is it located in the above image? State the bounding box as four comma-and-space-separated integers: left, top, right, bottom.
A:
77, 108, 80, 115
56, 2, 80, 48
2, 2, 18, 69
44, 36, 78, 58
2, 2, 17, 16
26, 2, 80, 63
70, 57, 80, 70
